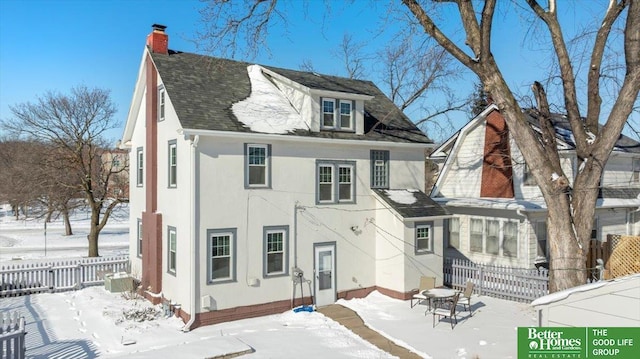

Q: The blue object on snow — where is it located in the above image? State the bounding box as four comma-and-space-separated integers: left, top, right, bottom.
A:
293, 305, 314, 313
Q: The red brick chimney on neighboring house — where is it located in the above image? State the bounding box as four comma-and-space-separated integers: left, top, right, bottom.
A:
146, 24, 168, 54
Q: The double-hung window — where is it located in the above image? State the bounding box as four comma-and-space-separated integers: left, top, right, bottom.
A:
370, 150, 389, 189
136, 147, 143, 187
502, 221, 518, 257
207, 228, 236, 283
470, 218, 484, 252
158, 86, 166, 121
633, 159, 640, 183
137, 219, 143, 258
316, 161, 356, 204
167, 226, 176, 274
321, 98, 354, 131
415, 222, 433, 254
446, 217, 460, 249
469, 217, 519, 257
263, 226, 289, 277
322, 99, 336, 128
245, 144, 271, 188
168, 140, 177, 188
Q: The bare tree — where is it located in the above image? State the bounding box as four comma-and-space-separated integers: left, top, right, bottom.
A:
400, 0, 640, 291
1, 86, 129, 257
196, 0, 640, 291
333, 33, 367, 79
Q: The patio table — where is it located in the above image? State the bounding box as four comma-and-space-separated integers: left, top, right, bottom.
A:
422, 288, 457, 312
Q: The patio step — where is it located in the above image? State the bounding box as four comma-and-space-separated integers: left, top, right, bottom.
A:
317, 304, 423, 359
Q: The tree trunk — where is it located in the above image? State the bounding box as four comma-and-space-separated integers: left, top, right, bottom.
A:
87, 203, 101, 257
546, 200, 587, 292
62, 208, 73, 236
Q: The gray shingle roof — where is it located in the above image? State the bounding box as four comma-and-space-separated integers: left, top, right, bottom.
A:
150, 50, 431, 144
523, 109, 640, 154
373, 189, 450, 218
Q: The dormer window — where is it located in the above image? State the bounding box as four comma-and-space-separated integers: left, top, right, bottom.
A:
321, 98, 354, 131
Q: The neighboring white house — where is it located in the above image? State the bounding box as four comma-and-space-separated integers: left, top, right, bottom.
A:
119, 24, 449, 329
531, 273, 640, 327
429, 104, 640, 269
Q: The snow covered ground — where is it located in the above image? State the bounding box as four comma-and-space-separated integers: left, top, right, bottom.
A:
1, 203, 537, 358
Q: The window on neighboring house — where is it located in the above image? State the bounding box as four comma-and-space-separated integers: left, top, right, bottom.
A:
371, 150, 389, 189
523, 163, 536, 186
264, 226, 289, 277
168, 226, 176, 274
485, 219, 500, 255
446, 217, 460, 249
316, 161, 356, 204
470, 218, 484, 252
137, 219, 142, 258
633, 159, 640, 183
536, 222, 547, 257
168, 140, 177, 188
207, 228, 236, 283
321, 98, 354, 131
502, 221, 518, 257
415, 222, 433, 254
245, 144, 271, 188
136, 147, 143, 187
112, 156, 121, 168
159, 86, 166, 121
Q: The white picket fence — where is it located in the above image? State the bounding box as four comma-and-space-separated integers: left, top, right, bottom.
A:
443, 257, 549, 302
0, 312, 25, 359
0, 256, 130, 297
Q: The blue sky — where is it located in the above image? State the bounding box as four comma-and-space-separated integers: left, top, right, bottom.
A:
0, 0, 635, 143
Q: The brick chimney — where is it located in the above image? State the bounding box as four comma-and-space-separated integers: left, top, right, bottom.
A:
146, 24, 168, 54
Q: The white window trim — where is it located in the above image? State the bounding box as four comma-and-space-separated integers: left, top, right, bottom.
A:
468, 217, 519, 258
446, 217, 460, 249
415, 222, 433, 254
339, 100, 354, 130
371, 150, 389, 189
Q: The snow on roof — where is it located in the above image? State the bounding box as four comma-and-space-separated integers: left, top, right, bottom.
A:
232, 65, 309, 134
384, 189, 418, 205
531, 273, 640, 307
434, 196, 640, 211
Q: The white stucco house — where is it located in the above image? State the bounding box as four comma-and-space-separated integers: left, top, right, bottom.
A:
119, 24, 450, 329
429, 104, 640, 269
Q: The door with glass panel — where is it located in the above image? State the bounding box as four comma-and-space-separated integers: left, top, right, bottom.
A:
314, 243, 336, 307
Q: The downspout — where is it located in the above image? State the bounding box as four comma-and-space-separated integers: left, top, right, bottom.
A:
183, 134, 200, 332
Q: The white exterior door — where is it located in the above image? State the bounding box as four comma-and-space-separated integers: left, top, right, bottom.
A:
314, 243, 336, 307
